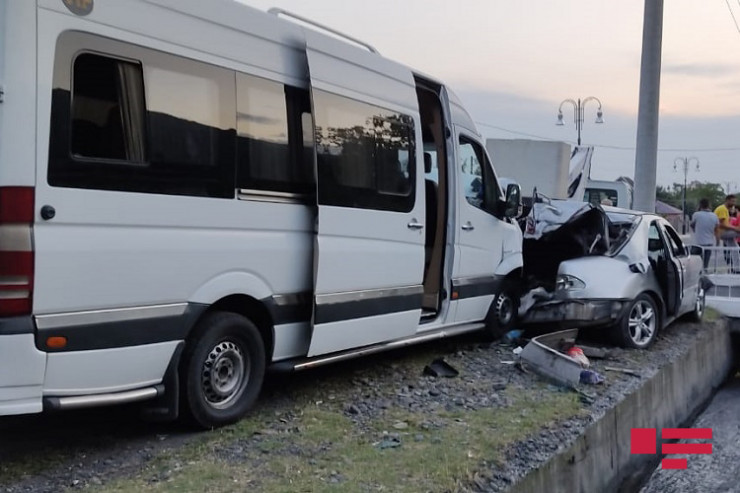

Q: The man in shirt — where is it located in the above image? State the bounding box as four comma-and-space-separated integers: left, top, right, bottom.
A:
691, 198, 719, 268
714, 195, 740, 272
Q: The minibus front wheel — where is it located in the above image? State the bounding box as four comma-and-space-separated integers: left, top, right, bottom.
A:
180, 311, 266, 429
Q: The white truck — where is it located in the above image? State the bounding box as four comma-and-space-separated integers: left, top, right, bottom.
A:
486, 139, 633, 209
0, 0, 524, 428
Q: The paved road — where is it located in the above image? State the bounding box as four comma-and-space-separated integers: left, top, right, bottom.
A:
641, 375, 740, 493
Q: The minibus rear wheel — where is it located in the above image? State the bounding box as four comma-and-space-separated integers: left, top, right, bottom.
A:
180, 311, 266, 429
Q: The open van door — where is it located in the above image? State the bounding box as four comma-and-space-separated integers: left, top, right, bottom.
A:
304, 31, 425, 357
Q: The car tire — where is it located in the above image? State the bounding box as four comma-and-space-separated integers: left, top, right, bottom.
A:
688, 285, 706, 323
180, 311, 266, 429
616, 293, 659, 349
482, 281, 519, 341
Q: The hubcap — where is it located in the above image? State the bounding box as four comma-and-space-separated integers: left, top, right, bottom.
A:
496, 293, 514, 326
628, 300, 656, 346
201, 340, 249, 410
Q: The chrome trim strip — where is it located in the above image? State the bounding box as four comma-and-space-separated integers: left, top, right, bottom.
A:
283, 322, 484, 371
52, 387, 160, 411
315, 285, 423, 306
35, 303, 189, 330
451, 276, 498, 287
273, 293, 310, 307
237, 189, 312, 204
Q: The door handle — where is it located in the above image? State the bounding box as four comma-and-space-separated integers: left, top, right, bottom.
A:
462, 222, 475, 231
407, 219, 424, 230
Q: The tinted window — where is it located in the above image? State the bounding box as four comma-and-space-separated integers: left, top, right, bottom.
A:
70, 54, 146, 162
313, 91, 415, 212
459, 136, 500, 213
236, 75, 314, 195
49, 51, 235, 199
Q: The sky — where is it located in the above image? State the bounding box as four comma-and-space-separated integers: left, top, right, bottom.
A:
239, 0, 740, 190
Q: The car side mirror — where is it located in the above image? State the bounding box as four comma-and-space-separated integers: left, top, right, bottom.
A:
504, 183, 522, 219
689, 245, 703, 257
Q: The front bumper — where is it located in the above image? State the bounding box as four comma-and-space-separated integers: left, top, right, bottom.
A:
522, 299, 629, 327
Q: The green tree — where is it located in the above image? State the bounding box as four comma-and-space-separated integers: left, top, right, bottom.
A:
655, 181, 725, 216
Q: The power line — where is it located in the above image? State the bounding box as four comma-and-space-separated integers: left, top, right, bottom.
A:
476, 120, 740, 153
726, 0, 740, 34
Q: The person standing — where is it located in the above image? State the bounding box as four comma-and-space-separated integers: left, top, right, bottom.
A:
691, 198, 719, 269
714, 195, 740, 272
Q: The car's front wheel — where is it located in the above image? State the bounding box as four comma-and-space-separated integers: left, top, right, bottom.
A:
482, 281, 519, 341
617, 293, 659, 349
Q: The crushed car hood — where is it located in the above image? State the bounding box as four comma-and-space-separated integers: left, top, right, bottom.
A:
522, 200, 638, 289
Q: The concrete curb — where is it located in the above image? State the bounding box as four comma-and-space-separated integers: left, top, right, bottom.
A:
508, 319, 733, 493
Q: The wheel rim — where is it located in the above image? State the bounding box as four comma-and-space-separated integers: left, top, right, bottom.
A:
628, 300, 656, 346
695, 288, 705, 317
201, 339, 249, 410
496, 293, 514, 326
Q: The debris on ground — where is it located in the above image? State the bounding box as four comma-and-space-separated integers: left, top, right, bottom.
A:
578, 344, 613, 360
565, 347, 590, 368
423, 358, 459, 378
604, 366, 641, 378
579, 370, 605, 385
502, 329, 525, 345
519, 329, 583, 388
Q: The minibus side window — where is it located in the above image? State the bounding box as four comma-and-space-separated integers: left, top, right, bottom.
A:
236, 75, 315, 195
313, 90, 415, 212
458, 136, 500, 214
70, 54, 147, 163
49, 46, 236, 199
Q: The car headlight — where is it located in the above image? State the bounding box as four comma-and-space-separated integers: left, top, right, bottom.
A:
556, 274, 586, 291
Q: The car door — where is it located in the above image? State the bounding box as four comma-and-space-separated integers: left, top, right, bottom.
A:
453, 132, 507, 323
649, 222, 682, 316
662, 222, 699, 313
304, 31, 425, 357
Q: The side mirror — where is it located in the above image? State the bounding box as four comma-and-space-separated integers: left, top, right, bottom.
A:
504, 183, 522, 218
689, 245, 703, 257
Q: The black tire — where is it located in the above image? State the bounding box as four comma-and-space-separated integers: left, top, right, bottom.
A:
688, 285, 706, 323
180, 311, 266, 429
616, 293, 659, 349
482, 281, 520, 341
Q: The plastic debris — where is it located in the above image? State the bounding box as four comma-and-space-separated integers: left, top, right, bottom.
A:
579, 370, 605, 385
513, 346, 524, 356
423, 358, 459, 378
377, 438, 402, 450
578, 344, 612, 360
604, 366, 641, 378
503, 329, 524, 344
566, 346, 591, 368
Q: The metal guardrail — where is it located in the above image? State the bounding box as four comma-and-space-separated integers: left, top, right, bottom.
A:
697, 246, 740, 275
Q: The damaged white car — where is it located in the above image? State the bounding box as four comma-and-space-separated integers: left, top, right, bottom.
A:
519, 200, 705, 348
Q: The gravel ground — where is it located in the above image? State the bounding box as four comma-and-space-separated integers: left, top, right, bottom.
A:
0, 315, 722, 493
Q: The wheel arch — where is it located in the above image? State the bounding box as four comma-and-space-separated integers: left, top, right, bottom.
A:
195, 295, 275, 362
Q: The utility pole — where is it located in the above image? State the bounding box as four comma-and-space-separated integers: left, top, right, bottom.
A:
674, 157, 699, 234
633, 0, 664, 213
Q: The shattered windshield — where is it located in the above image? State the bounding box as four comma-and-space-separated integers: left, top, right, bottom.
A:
605, 212, 640, 256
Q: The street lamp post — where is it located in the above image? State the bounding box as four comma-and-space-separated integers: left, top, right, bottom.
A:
674, 156, 700, 234
556, 97, 605, 146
